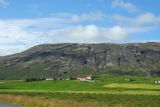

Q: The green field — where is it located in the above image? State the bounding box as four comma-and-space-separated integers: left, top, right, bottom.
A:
0, 74, 160, 107
104, 83, 160, 90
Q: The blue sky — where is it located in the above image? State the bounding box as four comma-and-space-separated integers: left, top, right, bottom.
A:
0, 0, 160, 55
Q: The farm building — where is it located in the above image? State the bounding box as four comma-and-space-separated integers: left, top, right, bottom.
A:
77, 77, 86, 81
154, 80, 160, 84
86, 76, 92, 80
76, 75, 95, 82
46, 77, 54, 80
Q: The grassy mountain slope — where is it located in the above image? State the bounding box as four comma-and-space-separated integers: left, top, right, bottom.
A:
0, 42, 160, 79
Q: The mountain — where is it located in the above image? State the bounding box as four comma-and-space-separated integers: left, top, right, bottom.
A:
0, 42, 160, 79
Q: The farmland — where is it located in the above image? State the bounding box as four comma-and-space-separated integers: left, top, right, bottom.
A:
0, 74, 160, 107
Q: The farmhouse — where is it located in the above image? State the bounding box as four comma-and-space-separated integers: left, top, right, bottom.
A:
77, 75, 92, 81
77, 77, 86, 81
86, 75, 92, 80
46, 77, 54, 80
154, 80, 160, 84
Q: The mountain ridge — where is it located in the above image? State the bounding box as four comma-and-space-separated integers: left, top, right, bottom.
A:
0, 42, 160, 79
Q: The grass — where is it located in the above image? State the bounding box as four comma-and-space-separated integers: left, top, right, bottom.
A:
0, 80, 102, 91
0, 80, 160, 95
0, 92, 160, 107
0, 94, 100, 107
0, 74, 160, 107
104, 83, 160, 90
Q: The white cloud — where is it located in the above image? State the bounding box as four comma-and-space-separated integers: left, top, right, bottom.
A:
112, 0, 137, 12
134, 13, 160, 26
0, 12, 158, 56
53, 12, 105, 23
108, 26, 127, 40
0, 0, 8, 6
70, 12, 105, 22
114, 12, 160, 26
0, 17, 129, 56
48, 25, 128, 43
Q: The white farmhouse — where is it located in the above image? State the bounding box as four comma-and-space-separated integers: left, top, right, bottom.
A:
154, 80, 160, 84
77, 75, 92, 81
46, 77, 54, 80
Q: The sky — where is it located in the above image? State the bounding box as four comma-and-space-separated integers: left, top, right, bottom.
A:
0, 0, 160, 56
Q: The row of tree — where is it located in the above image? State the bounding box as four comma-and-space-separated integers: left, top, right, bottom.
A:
25, 78, 46, 82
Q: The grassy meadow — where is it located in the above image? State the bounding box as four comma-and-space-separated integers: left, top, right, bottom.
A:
0, 74, 160, 107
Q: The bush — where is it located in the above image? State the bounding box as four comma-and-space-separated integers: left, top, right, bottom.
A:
25, 78, 46, 82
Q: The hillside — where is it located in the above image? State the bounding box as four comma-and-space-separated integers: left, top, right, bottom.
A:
0, 42, 160, 79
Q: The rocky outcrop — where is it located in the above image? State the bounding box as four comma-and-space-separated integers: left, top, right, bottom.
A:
0, 42, 160, 79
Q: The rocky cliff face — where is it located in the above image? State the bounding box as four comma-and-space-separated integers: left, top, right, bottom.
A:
0, 42, 160, 79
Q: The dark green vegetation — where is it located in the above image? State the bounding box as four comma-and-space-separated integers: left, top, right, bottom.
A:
0, 75, 160, 107
1, 92, 160, 107
0, 74, 160, 92
0, 42, 160, 79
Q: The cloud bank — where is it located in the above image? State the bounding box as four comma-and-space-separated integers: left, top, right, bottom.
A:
0, 12, 157, 56
112, 0, 137, 12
